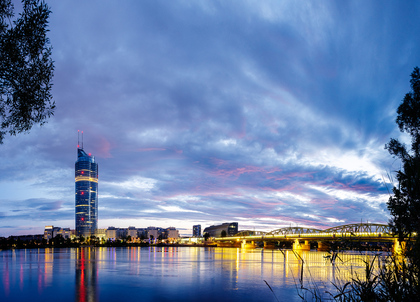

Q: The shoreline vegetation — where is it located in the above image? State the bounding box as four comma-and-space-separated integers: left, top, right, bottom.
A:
0, 235, 393, 252
0, 238, 217, 250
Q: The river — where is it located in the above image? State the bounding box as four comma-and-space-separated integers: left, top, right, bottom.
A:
0, 246, 385, 302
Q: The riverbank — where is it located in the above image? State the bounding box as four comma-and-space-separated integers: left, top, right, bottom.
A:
0, 240, 221, 250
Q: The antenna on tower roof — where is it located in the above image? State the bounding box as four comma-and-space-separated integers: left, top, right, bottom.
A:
77, 130, 80, 148
82, 131, 84, 149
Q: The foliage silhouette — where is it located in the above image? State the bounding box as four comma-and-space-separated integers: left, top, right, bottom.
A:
0, 0, 54, 144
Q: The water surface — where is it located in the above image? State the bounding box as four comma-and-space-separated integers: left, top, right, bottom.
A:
0, 247, 384, 302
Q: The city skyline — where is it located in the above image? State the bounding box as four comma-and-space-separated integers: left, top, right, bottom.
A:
1, 1, 420, 237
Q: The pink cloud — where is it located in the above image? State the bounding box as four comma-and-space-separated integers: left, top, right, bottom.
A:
265, 171, 314, 181
138, 148, 166, 152
209, 158, 282, 178
330, 181, 377, 193
97, 137, 113, 158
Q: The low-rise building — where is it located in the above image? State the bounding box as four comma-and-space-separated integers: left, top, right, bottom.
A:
127, 226, 137, 239
203, 222, 238, 237
102, 226, 180, 242
165, 227, 179, 240
147, 227, 159, 240
96, 228, 107, 240
106, 227, 117, 241
15, 234, 43, 242
44, 226, 71, 241
116, 228, 127, 239
137, 228, 147, 239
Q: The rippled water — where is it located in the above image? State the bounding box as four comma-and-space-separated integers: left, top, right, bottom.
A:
0, 247, 385, 302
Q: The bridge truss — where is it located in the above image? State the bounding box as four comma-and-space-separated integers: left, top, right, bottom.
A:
235, 230, 267, 237
214, 223, 397, 242
266, 227, 323, 236
265, 223, 392, 237
323, 223, 392, 235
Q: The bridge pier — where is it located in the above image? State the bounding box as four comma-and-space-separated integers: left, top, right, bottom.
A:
241, 240, 257, 249
263, 241, 276, 249
293, 239, 310, 251
317, 241, 330, 252
217, 241, 240, 248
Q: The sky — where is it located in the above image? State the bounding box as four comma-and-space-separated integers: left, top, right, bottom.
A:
1, 0, 420, 237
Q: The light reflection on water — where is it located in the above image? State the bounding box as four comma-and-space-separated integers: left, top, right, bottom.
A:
0, 247, 386, 302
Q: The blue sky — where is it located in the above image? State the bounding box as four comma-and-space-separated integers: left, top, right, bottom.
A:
1, 0, 419, 236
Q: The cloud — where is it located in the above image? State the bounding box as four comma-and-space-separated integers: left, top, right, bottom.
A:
2, 0, 420, 236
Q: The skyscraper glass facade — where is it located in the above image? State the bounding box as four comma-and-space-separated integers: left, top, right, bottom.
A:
75, 148, 98, 237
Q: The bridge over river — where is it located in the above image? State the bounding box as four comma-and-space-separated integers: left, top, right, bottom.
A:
213, 223, 412, 252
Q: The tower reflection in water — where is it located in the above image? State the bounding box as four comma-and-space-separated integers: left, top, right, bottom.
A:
76, 248, 97, 302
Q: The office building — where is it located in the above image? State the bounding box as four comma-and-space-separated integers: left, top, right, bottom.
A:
193, 225, 201, 237
75, 140, 98, 237
203, 222, 238, 237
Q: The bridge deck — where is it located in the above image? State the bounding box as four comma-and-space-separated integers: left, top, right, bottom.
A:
215, 232, 397, 242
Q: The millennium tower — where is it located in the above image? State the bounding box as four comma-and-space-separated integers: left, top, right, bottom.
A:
75, 132, 98, 237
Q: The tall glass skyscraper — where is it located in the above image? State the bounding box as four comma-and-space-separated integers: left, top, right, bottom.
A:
75, 146, 98, 237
